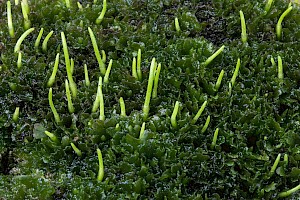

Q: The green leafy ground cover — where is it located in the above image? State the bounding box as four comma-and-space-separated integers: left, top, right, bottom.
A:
0, 0, 300, 199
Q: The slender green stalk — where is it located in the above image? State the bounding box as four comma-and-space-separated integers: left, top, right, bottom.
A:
65, 0, 71, 8
15, 0, 19, 5
101, 50, 106, 63
70, 58, 74, 75
7, 1, 15, 38
96, 0, 107, 24
215, 70, 224, 91
44, 131, 58, 143
240, 10, 247, 43
97, 148, 104, 181
34, 28, 44, 49
152, 63, 161, 98
119, 97, 126, 116
171, 101, 180, 128
94, 0, 98, 4
65, 79, 75, 114
264, 0, 274, 13
88, 27, 106, 75
271, 56, 276, 66
175, 17, 181, 32
92, 77, 102, 113
84, 64, 90, 86
17, 52, 22, 69
203, 45, 225, 67
61, 32, 77, 98
98, 77, 105, 121
284, 153, 288, 166
42, 31, 53, 52
71, 143, 82, 156
104, 59, 113, 83
201, 115, 211, 133
77, 2, 83, 9
21, 0, 31, 30
14, 28, 35, 53
49, 88, 61, 123
279, 184, 300, 198
270, 153, 281, 176
13, 107, 20, 122
231, 58, 241, 87
137, 49, 142, 81
139, 122, 146, 140
47, 53, 60, 87
278, 56, 283, 79
132, 57, 138, 79
228, 83, 232, 96
115, 123, 120, 131
276, 6, 293, 40
143, 58, 156, 120
211, 128, 219, 149
191, 101, 207, 125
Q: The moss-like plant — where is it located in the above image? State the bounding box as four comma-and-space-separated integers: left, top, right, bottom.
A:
201, 115, 211, 133
239, 10, 247, 43
104, 59, 113, 83
84, 64, 90, 86
34, 28, 44, 49
7, 1, 15, 38
143, 58, 156, 120
65, 79, 75, 114
276, 6, 293, 40
97, 148, 104, 181
14, 28, 35, 53
191, 101, 207, 125
152, 63, 161, 98
71, 143, 82, 157
171, 101, 180, 128
88, 27, 106, 75
48, 88, 61, 123
47, 53, 60, 87
42, 31, 54, 52
119, 97, 126, 117
203, 45, 225, 67
13, 107, 20, 122
96, 0, 107, 24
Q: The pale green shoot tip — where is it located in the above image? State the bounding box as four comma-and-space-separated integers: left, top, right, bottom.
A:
97, 148, 104, 181
71, 143, 82, 157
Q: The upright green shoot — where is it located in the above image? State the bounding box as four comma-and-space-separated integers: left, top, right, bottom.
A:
203, 45, 225, 67
34, 28, 44, 49
271, 56, 276, 66
101, 50, 106, 63
276, 6, 293, 40
61, 32, 77, 98
44, 131, 58, 143
175, 17, 181, 32
88, 27, 106, 75
132, 57, 138, 79
119, 97, 126, 117
191, 101, 207, 125
215, 70, 224, 91
240, 11, 247, 43
14, 28, 35, 53
96, 0, 107, 24
84, 64, 90, 86
201, 115, 211, 133
171, 101, 180, 128
7, 1, 15, 38
152, 63, 161, 98
279, 184, 300, 198
15, 0, 19, 5
139, 122, 146, 140
13, 107, 20, 122
98, 77, 105, 121
137, 49, 142, 81
97, 148, 104, 181
211, 128, 219, 149
270, 153, 281, 176
77, 2, 83, 9
278, 56, 283, 79
49, 88, 61, 123
265, 0, 274, 13
104, 59, 113, 83
143, 58, 156, 120
21, 0, 31, 30
231, 58, 241, 87
284, 154, 288, 167
92, 77, 102, 113
17, 52, 22, 69
70, 58, 74, 75
65, 79, 75, 114
47, 53, 60, 87
71, 143, 82, 157
65, 0, 71, 8
42, 31, 54, 52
